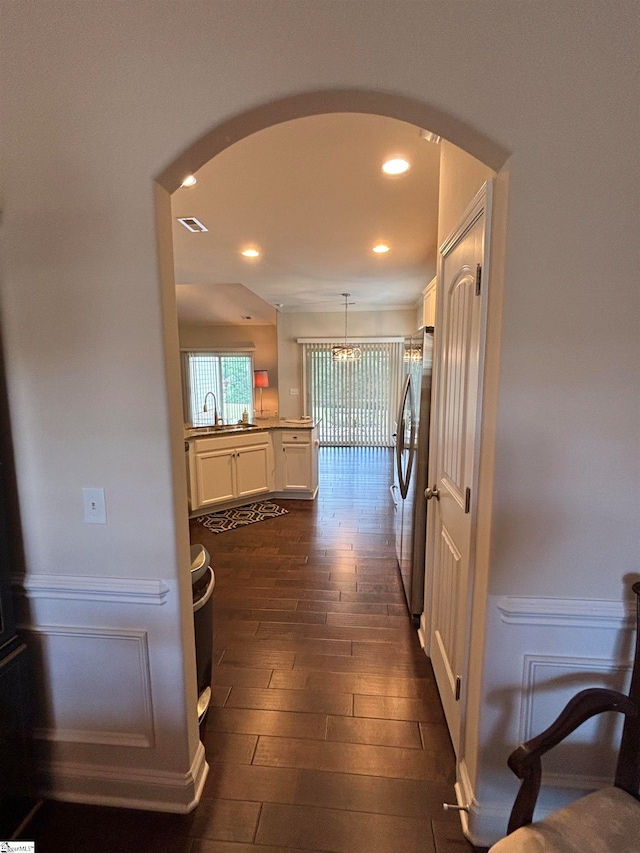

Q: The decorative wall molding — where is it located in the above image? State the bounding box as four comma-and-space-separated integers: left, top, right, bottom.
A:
465, 595, 638, 845
27, 625, 155, 748
42, 742, 209, 813
12, 573, 170, 605
497, 596, 634, 629
519, 653, 631, 745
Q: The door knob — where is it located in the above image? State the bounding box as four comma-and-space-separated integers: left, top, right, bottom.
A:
425, 486, 440, 501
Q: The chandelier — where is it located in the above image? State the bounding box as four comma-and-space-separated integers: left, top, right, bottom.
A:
403, 347, 422, 363
332, 293, 362, 362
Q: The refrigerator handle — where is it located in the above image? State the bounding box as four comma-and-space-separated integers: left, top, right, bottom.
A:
396, 374, 413, 499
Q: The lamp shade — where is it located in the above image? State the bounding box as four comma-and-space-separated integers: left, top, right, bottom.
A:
253, 369, 269, 389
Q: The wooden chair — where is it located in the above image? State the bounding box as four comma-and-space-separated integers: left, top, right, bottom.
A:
490, 581, 640, 852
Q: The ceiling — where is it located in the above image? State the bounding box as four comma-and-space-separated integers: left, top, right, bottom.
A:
172, 113, 442, 325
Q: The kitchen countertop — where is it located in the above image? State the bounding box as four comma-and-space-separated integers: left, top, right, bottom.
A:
184, 417, 318, 438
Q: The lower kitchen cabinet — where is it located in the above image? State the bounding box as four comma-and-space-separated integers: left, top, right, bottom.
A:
272, 428, 319, 499
235, 442, 274, 499
194, 446, 235, 507
186, 426, 319, 514
188, 431, 273, 513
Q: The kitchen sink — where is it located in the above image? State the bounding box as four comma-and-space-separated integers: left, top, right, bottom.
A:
187, 423, 259, 436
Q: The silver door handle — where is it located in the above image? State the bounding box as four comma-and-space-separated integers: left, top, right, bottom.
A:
425, 486, 440, 501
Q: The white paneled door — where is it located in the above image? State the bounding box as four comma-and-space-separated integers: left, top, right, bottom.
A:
428, 183, 492, 756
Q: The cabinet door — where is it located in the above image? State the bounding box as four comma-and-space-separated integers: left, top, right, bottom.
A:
281, 441, 311, 490
196, 448, 235, 508
235, 444, 272, 499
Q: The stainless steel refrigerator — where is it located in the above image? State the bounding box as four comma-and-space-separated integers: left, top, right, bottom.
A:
392, 328, 434, 620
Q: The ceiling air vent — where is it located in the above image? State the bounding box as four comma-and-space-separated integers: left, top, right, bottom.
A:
177, 217, 208, 233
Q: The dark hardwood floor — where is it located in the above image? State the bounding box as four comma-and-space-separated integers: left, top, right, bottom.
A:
20, 447, 484, 852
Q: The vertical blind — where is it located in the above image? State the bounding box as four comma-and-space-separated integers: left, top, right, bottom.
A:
301, 341, 403, 446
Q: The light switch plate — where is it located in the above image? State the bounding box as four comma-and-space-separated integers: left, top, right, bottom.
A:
83, 488, 107, 524
289, 388, 299, 396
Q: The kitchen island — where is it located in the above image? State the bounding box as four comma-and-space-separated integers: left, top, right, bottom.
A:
185, 418, 319, 516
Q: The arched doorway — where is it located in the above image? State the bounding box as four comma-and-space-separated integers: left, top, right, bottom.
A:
154, 88, 509, 831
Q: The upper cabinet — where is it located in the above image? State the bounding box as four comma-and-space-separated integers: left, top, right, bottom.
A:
422, 276, 437, 328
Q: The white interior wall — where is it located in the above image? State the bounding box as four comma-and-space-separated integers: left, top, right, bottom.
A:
0, 0, 637, 839
179, 323, 279, 418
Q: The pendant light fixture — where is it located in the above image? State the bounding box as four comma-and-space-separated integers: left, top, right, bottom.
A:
332, 293, 361, 362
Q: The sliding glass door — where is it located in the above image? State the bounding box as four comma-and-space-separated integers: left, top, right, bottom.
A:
302, 342, 403, 446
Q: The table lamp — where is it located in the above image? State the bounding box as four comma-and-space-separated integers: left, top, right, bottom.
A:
253, 369, 269, 418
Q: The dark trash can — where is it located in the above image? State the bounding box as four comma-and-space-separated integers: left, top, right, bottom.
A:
190, 544, 215, 723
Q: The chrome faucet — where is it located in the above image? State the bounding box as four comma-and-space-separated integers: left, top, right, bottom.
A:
203, 391, 219, 425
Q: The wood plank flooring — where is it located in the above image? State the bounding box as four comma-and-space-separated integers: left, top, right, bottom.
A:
20, 447, 485, 853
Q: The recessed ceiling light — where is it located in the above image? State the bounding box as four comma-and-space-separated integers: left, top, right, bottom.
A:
177, 217, 207, 232
241, 248, 260, 258
180, 174, 197, 187
382, 158, 410, 176
372, 244, 390, 254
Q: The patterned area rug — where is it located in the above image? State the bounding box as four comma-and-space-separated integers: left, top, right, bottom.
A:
197, 500, 288, 534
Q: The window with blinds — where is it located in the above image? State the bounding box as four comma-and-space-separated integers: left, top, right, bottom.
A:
181, 351, 253, 426
301, 341, 403, 446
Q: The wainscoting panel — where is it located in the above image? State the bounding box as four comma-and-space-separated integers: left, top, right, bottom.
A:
520, 654, 631, 785
28, 626, 155, 747
12, 573, 205, 813
461, 593, 636, 847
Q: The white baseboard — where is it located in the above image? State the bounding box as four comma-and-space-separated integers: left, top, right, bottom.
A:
42, 742, 209, 813
271, 487, 318, 500
417, 612, 427, 651
456, 759, 511, 848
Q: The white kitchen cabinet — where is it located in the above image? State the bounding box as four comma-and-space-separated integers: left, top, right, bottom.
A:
188, 431, 273, 512
235, 443, 273, 499
272, 428, 319, 498
422, 276, 437, 328
195, 446, 236, 508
